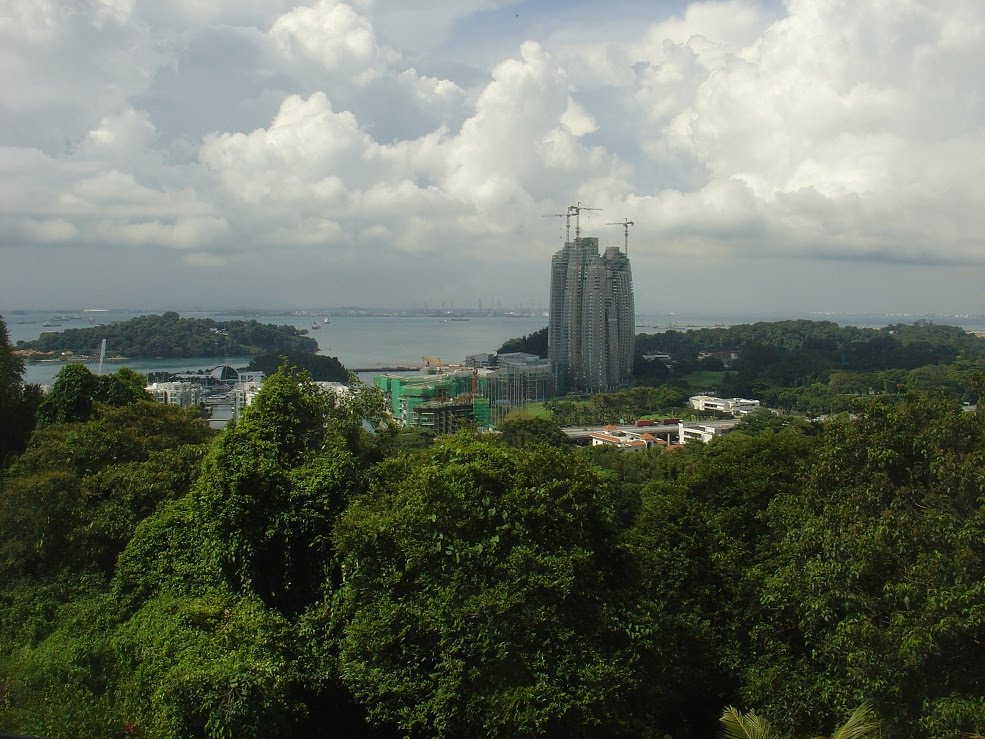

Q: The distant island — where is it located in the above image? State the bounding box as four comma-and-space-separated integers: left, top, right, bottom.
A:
16, 311, 318, 359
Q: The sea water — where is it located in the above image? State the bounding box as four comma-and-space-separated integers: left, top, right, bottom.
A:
5, 308, 985, 386
4, 310, 548, 385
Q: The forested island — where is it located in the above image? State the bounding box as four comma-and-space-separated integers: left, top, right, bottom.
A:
1, 315, 984, 738
17, 312, 318, 358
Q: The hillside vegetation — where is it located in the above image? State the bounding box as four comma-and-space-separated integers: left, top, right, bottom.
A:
2, 317, 984, 737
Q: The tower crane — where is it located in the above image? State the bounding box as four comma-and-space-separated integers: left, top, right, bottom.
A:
542, 212, 571, 242
568, 202, 601, 241
606, 219, 635, 255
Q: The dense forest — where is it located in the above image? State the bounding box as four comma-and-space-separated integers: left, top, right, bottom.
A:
496, 320, 985, 418
497, 326, 548, 357
18, 312, 318, 358
1, 315, 984, 738
635, 319, 985, 413
243, 350, 348, 382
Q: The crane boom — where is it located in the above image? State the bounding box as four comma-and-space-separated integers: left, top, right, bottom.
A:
568, 201, 601, 241
605, 219, 635, 254
542, 212, 571, 242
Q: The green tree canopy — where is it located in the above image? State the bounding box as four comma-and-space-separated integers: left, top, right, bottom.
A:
36, 365, 151, 427
497, 326, 548, 357
0, 316, 41, 466
244, 351, 347, 382
335, 434, 641, 737
497, 416, 570, 449
0, 401, 212, 582
743, 392, 985, 737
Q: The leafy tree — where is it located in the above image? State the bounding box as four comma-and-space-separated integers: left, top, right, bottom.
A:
736, 409, 813, 436
744, 392, 985, 737
626, 429, 814, 736
0, 400, 212, 738
36, 363, 100, 426
36, 365, 150, 427
108, 364, 380, 736
497, 416, 570, 449
0, 316, 41, 466
497, 326, 548, 357
96, 367, 150, 406
245, 351, 348, 382
335, 434, 642, 737
189, 366, 366, 615
632, 353, 671, 386
0, 580, 124, 739
112, 591, 301, 738
0, 401, 212, 582
379, 425, 437, 452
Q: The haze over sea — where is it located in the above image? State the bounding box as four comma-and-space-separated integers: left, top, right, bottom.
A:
6, 308, 985, 386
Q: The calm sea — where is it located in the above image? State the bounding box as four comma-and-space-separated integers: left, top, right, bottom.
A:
5, 308, 985, 386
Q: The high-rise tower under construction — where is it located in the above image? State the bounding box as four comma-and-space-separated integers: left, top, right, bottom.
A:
548, 235, 635, 393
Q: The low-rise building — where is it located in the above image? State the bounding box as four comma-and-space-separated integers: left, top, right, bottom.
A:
230, 381, 263, 419
589, 425, 661, 451
147, 381, 201, 409
677, 419, 740, 444
314, 381, 351, 398
689, 395, 760, 415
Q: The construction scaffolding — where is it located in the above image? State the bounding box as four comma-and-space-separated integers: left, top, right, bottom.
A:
374, 356, 557, 431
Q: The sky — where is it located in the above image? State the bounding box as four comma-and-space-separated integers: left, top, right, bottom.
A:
1, 0, 984, 315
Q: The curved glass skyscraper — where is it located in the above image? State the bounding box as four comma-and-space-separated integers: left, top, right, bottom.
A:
548, 236, 635, 393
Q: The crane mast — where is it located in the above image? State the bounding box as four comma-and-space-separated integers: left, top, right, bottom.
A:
568, 201, 601, 241
606, 219, 635, 255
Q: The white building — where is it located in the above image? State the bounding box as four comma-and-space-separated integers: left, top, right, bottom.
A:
230, 381, 263, 419
677, 420, 740, 444
147, 382, 201, 409
588, 425, 657, 451
689, 395, 760, 415
314, 381, 352, 398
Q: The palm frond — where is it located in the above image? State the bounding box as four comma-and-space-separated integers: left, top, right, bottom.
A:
720, 706, 784, 739
828, 702, 881, 739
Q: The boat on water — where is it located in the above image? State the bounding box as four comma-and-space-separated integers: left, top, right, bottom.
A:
41, 321, 62, 328
311, 322, 321, 330
323, 317, 331, 324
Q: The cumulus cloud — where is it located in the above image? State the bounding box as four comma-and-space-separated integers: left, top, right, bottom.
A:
269, 0, 393, 82
2, 0, 985, 311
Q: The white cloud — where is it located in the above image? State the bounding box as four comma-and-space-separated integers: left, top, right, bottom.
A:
75, 108, 158, 163
3, 0, 985, 312
90, 216, 230, 248
269, 0, 394, 82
